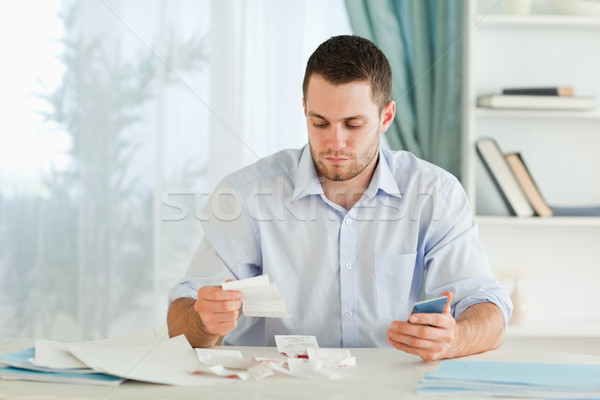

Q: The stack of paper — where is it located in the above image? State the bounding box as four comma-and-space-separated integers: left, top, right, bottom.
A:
0, 326, 230, 386
419, 360, 600, 399
0, 347, 124, 386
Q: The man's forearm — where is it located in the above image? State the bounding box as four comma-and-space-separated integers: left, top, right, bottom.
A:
446, 302, 505, 359
167, 297, 221, 348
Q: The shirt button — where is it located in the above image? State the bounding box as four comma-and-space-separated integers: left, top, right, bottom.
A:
345, 219, 352, 225
345, 263, 352, 270
345, 310, 353, 318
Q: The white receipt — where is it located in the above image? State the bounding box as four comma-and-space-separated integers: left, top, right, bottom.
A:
287, 358, 330, 379
221, 275, 270, 291
195, 349, 258, 370
275, 335, 319, 358
222, 275, 291, 318
307, 348, 356, 368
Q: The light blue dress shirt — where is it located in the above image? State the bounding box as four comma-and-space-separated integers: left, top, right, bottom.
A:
169, 145, 512, 348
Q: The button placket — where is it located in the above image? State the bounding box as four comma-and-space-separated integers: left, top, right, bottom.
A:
339, 213, 358, 347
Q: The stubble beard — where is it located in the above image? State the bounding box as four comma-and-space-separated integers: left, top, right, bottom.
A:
309, 136, 380, 182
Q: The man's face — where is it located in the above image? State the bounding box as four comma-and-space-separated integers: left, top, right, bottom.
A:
303, 74, 390, 183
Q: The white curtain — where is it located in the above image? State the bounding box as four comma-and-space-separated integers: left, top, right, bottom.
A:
0, 0, 351, 340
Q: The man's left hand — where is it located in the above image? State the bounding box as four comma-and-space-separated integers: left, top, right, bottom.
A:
386, 291, 455, 362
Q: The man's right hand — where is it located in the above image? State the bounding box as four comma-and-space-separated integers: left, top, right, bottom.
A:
194, 282, 243, 337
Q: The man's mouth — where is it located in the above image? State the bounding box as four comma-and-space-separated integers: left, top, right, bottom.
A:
325, 156, 350, 164
323, 155, 350, 164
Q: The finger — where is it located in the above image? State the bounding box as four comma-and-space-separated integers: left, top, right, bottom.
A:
409, 312, 454, 329
388, 337, 446, 362
195, 298, 242, 313
197, 286, 243, 301
202, 318, 238, 336
388, 324, 449, 344
197, 308, 241, 336
199, 309, 241, 324
389, 320, 454, 344
441, 291, 453, 314
390, 320, 436, 339
387, 328, 435, 348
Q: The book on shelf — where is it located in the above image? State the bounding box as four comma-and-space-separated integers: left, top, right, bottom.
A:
475, 138, 535, 217
477, 94, 596, 110
505, 153, 553, 217
502, 87, 574, 96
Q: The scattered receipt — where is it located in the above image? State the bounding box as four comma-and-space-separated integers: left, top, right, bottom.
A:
222, 274, 291, 318
275, 335, 319, 358
192, 336, 355, 381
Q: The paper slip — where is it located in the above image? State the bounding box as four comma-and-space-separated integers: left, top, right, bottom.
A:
221, 274, 270, 290
275, 335, 319, 358
246, 362, 275, 380
287, 358, 332, 379
193, 348, 287, 381
195, 348, 259, 370
307, 348, 356, 368
222, 274, 291, 318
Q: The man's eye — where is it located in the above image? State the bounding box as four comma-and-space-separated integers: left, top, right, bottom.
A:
313, 123, 328, 128
346, 124, 362, 130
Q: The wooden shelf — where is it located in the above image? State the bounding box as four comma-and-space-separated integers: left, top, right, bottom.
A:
475, 14, 600, 28
475, 108, 600, 120
506, 320, 600, 337
475, 215, 600, 227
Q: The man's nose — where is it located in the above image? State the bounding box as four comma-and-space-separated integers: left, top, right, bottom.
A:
328, 124, 347, 151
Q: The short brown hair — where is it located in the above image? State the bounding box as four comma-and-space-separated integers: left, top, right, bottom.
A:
302, 35, 392, 113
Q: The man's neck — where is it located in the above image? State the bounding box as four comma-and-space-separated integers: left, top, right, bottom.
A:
320, 155, 379, 211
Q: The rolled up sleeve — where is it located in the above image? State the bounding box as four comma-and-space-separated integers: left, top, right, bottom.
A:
423, 181, 513, 327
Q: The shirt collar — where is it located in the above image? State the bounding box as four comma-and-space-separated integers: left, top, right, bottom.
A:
292, 146, 402, 202
363, 148, 402, 200
292, 145, 324, 201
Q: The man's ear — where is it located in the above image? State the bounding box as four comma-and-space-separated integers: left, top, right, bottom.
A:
380, 100, 396, 133
302, 98, 307, 117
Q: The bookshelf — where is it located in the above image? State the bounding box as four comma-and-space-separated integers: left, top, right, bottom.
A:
463, 0, 600, 337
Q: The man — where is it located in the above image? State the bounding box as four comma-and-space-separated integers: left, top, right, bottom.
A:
167, 35, 512, 361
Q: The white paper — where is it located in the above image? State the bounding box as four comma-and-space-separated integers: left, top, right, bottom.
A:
221, 274, 270, 291
194, 348, 288, 381
196, 348, 243, 361
247, 362, 275, 380
32, 325, 168, 370
287, 358, 324, 374
307, 348, 356, 368
205, 365, 251, 381
68, 334, 230, 386
338, 356, 357, 367
195, 348, 259, 370
275, 335, 319, 358
242, 283, 292, 318
222, 275, 291, 318
33, 340, 89, 370
287, 358, 333, 379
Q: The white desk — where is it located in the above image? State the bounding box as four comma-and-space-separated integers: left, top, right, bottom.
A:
1, 337, 600, 400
